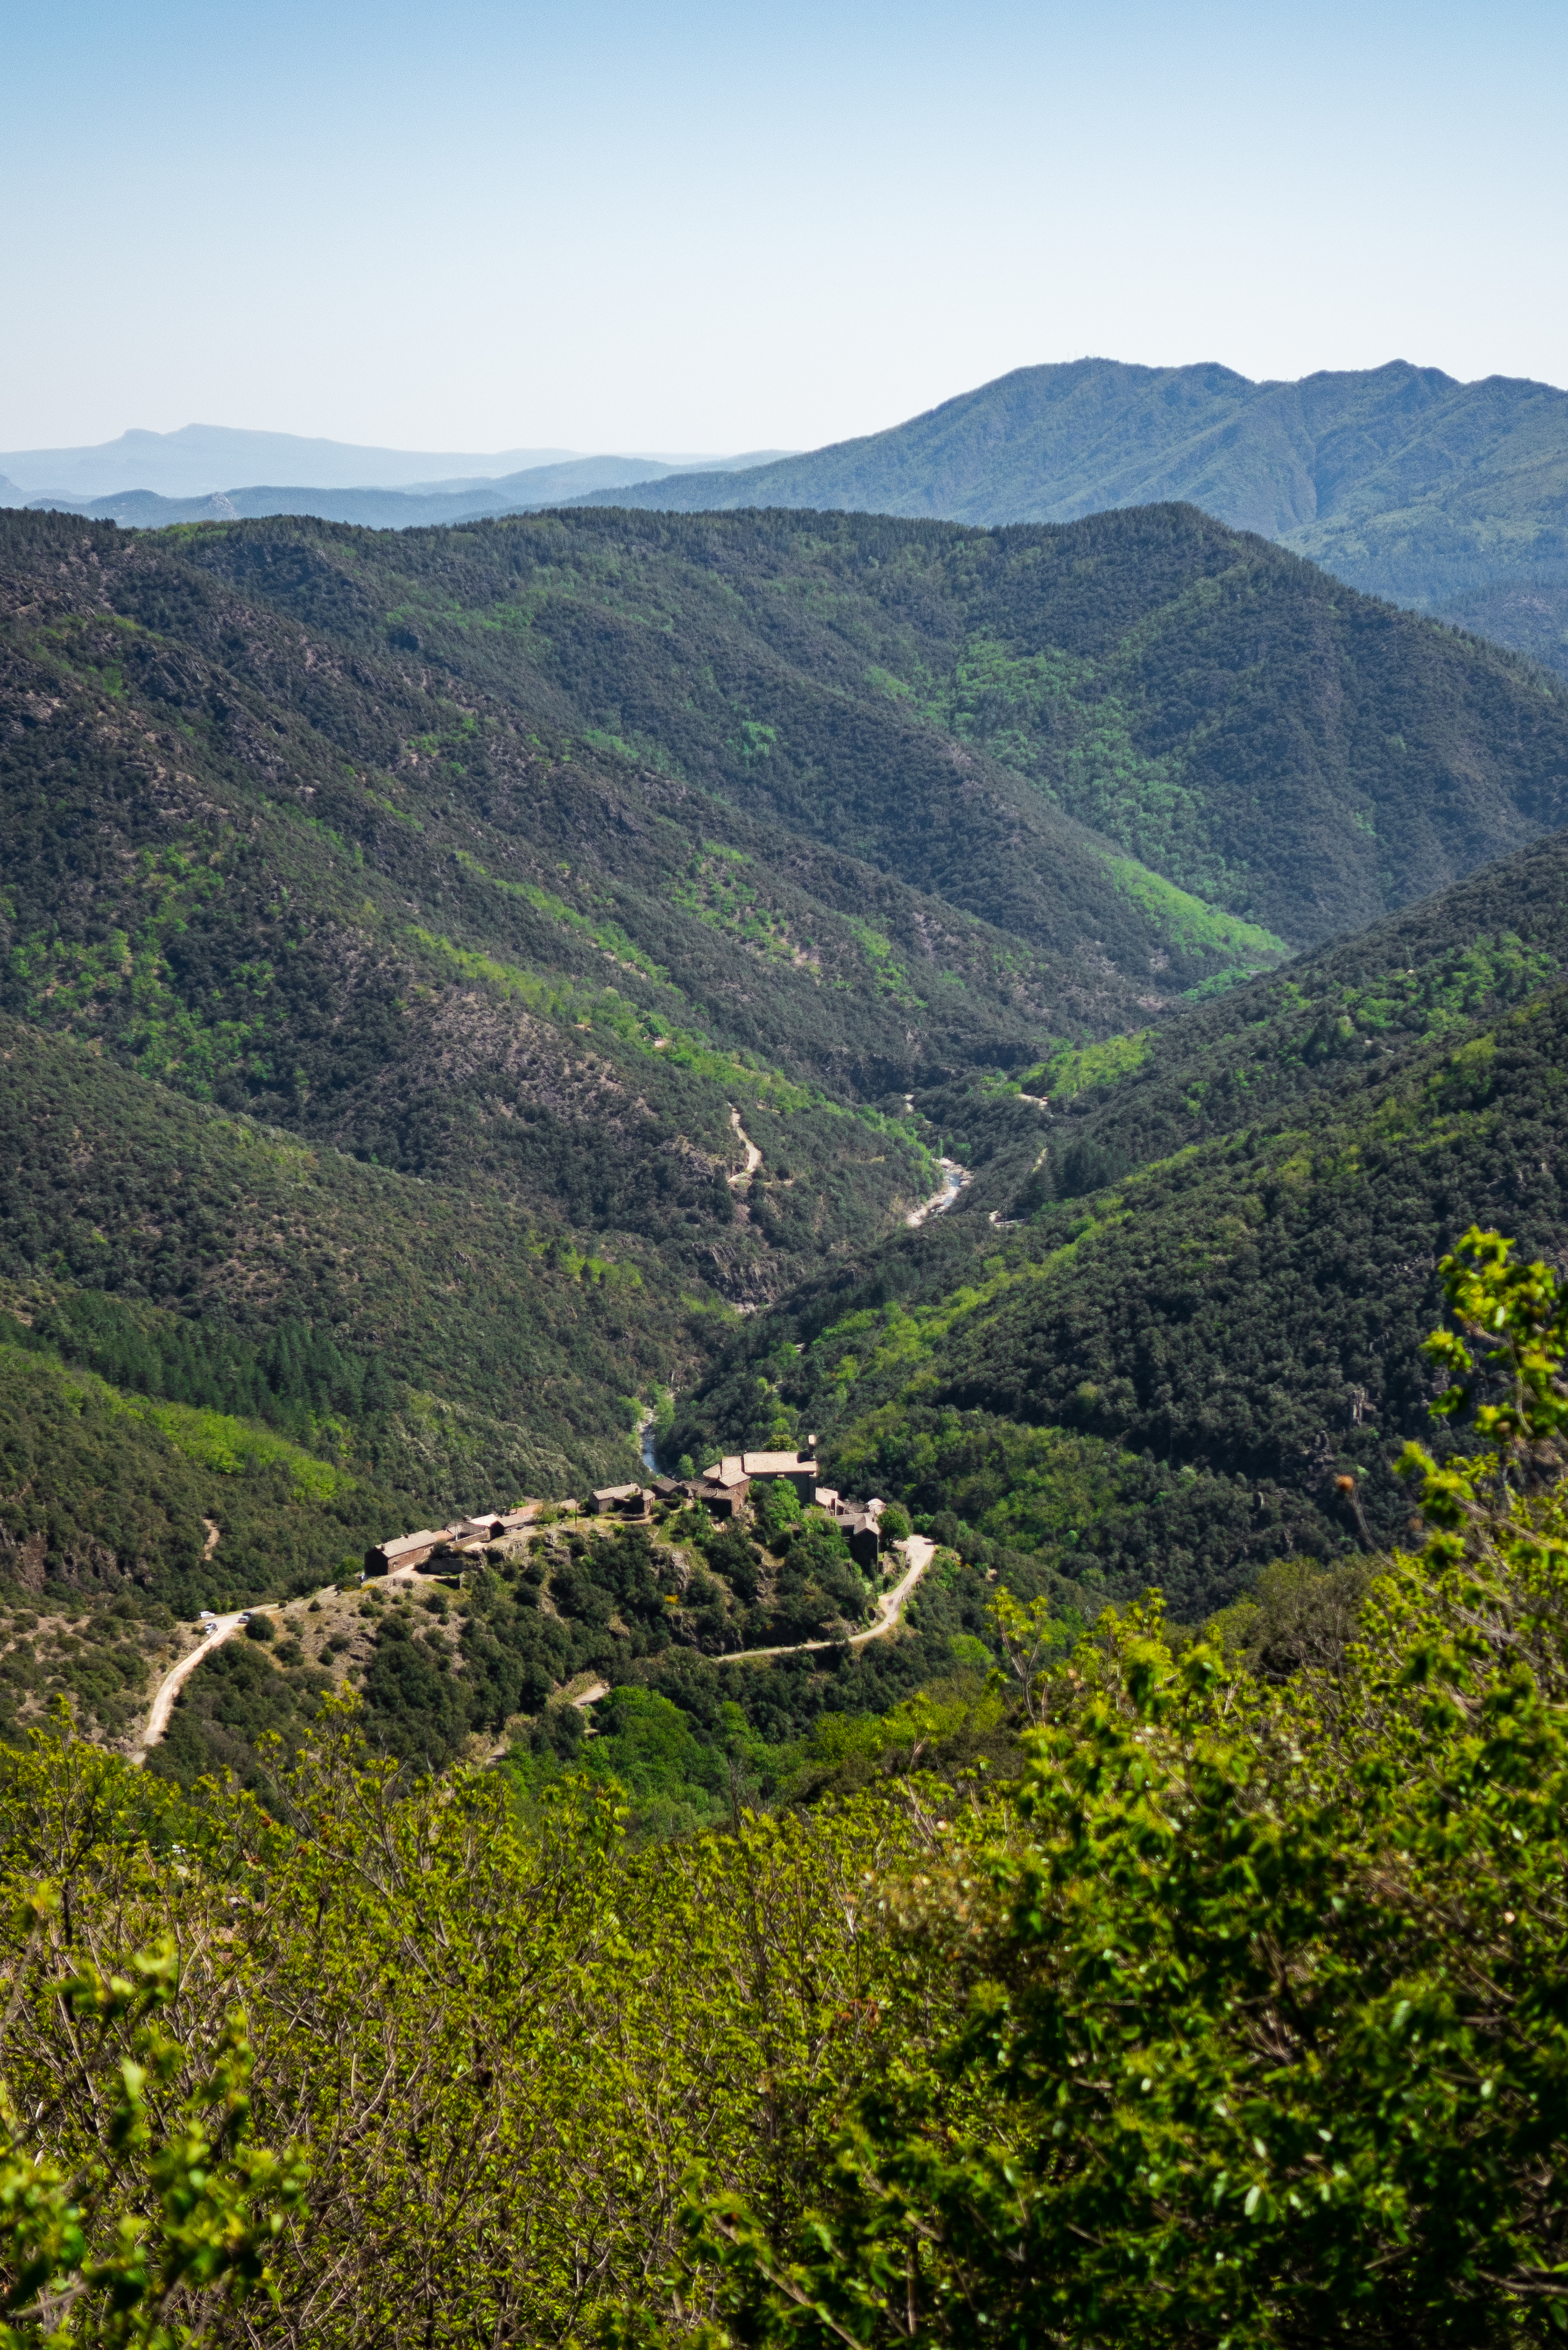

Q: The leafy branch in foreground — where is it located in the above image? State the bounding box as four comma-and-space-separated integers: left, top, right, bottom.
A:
0, 1907, 305, 2348
669, 1227, 1568, 2348
1412, 1219, 1568, 1502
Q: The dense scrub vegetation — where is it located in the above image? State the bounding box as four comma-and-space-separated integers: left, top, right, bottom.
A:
0, 504, 1174, 1119
5, 475, 1568, 2342
1000, 827, 1568, 1181
0, 1339, 392, 1619
1440, 577, 1568, 681
2, 1236, 1566, 2345
0, 1546, 175, 1745
7, 491, 1568, 1721
0, 1010, 710, 1532
0, 508, 998, 1349
5, 488, 1568, 1649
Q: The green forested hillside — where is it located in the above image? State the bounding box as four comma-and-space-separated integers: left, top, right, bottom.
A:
9, 481, 1568, 2350
0, 496, 1146, 1614
5, 494, 1568, 1735
148, 1501, 1008, 1806
0, 1014, 706, 1527
670, 829, 1568, 1618
1437, 578, 1568, 678
0, 1339, 391, 1619
572, 358, 1568, 666
6, 1319, 1568, 2348
3, 506, 1007, 1321
155, 499, 1568, 949
995, 826, 1568, 1179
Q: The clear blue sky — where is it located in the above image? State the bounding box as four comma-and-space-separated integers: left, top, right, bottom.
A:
4, 0, 1565, 456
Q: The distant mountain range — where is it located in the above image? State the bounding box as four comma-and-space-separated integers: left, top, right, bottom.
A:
8, 455, 793, 535
0, 426, 794, 532
10, 362, 1568, 676
0, 421, 798, 502
569, 360, 1568, 674
0, 424, 580, 500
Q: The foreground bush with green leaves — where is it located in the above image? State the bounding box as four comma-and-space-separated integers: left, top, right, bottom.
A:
0, 1714, 972, 2346
1, 1228, 1565, 2345
681, 1228, 1568, 2347
0, 1806, 306, 2346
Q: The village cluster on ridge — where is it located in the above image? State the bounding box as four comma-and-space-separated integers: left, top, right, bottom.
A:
364, 1446, 890, 1579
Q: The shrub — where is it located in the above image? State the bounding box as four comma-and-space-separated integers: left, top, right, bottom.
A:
755, 1477, 802, 1546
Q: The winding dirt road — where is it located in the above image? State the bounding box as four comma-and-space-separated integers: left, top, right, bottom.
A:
728, 1107, 763, 1186
136, 1599, 305, 1755
136, 1613, 248, 1754
713, 1535, 937, 1667
136, 1530, 934, 1756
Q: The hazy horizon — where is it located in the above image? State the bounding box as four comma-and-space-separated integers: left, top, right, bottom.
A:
0, 421, 792, 501
5, 0, 1566, 456
8, 351, 1568, 505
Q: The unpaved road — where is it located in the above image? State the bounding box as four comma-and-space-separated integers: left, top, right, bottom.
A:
140, 1529, 933, 1752
714, 1535, 937, 1667
137, 1613, 248, 1752
728, 1107, 762, 1186
136, 1598, 305, 1754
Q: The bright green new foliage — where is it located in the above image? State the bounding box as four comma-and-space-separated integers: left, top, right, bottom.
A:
0, 1903, 305, 2348
0, 1696, 982, 2348
683, 1229, 1568, 2347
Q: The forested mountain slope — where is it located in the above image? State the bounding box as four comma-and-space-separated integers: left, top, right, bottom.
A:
3, 505, 1044, 1301
0, 1335, 395, 1624
0, 496, 1204, 1609
3, 494, 1566, 1644
0, 504, 1245, 1126
161, 499, 1568, 951
670, 829, 1568, 1619
999, 826, 1568, 1176
572, 360, 1568, 668
0, 1013, 700, 1559
1439, 577, 1568, 680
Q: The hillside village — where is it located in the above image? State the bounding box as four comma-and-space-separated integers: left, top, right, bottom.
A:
364, 1447, 890, 1579
133, 1445, 921, 1801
